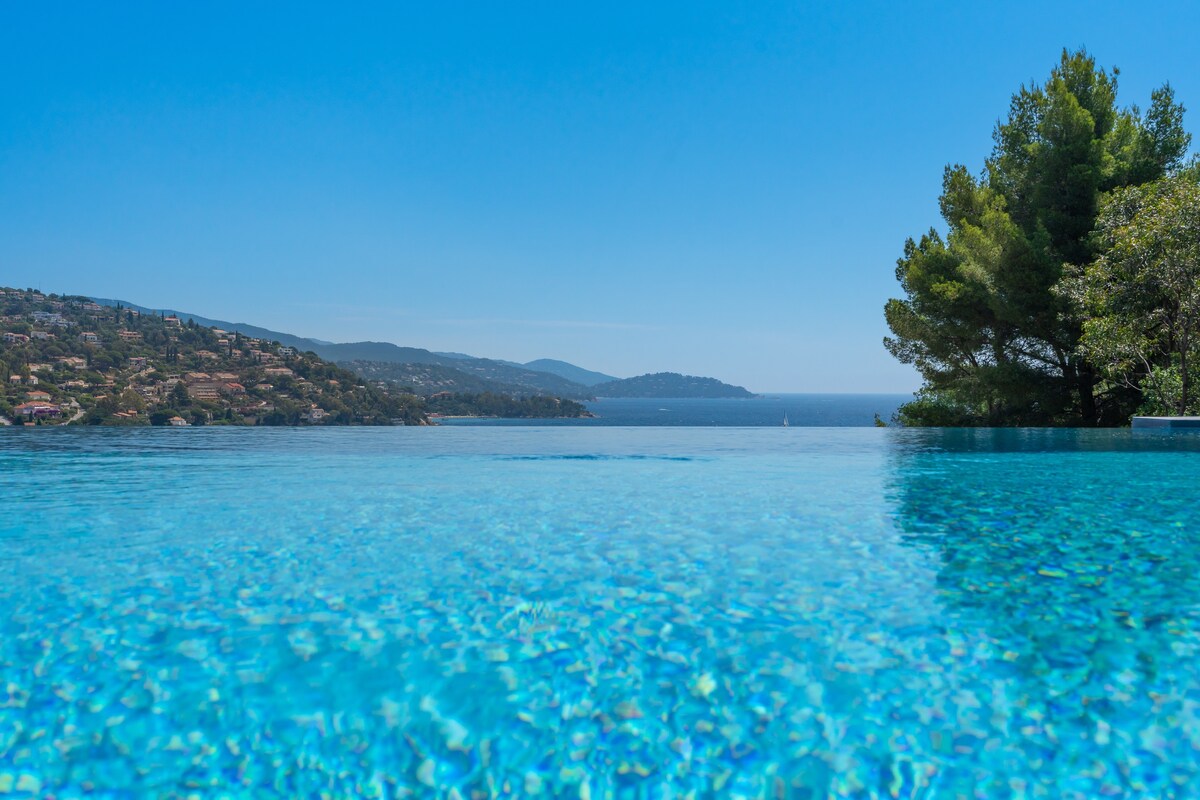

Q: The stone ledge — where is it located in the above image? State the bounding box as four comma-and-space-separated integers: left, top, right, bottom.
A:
1132, 416, 1200, 428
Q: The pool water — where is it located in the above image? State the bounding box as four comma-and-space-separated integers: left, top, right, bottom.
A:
2, 427, 1200, 798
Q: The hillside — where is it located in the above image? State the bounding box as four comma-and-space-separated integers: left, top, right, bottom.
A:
0, 289, 426, 426
592, 372, 754, 398
87, 296, 755, 400
343, 360, 537, 397
418, 357, 592, 398
523, 358, 617, 386
90, 297, 330, 352
91, 298, 596, 397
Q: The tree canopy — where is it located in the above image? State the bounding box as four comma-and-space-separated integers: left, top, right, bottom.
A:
1061, 177, 1200, 415
886, 49, 1192, 426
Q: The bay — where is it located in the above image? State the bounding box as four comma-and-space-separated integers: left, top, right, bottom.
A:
438, 392, 911, 426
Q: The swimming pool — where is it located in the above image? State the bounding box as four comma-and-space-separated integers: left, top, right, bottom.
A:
2, 427, 1198, 797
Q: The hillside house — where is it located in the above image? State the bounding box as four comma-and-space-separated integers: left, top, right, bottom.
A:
2, 332, 29, 344
13, 402, 61, 419
26, 390, 52, 401
187, 384, 222, 401
118, 330, 142, 341
79, 332, 99, 344
31, 311, 65, 324
30, 331, 55, 340
302, 406, 329, 423
129, 357, 148, 368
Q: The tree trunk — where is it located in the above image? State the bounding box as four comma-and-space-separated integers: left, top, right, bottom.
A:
1076, 366, 1098, 426
1181, 333, 1190, 416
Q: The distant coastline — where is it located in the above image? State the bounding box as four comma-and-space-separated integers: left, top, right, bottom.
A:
1, 288, 756, 427
437, 394, 910, 427
88, 297, 752, 402
591, 372, 753, 399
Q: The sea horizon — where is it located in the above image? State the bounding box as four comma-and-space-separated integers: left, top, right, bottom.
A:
438, 393, 913, 427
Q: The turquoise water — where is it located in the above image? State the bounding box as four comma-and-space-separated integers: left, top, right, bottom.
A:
2, 427, 1200, 798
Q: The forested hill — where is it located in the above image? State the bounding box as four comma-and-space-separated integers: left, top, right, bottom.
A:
522, 359, 617, 386
592, 373, 753, 398
90, 298, 601, 397
0, 289, 426, 426
340, 359, 593, 399
343, 360, 551, 398
87, 296, 756, 400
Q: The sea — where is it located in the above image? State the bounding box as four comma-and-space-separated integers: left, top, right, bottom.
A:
3, 425, 1200, 797
438, 393, 911, 426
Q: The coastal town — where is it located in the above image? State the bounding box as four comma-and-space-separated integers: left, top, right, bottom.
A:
0, 288, 427, 426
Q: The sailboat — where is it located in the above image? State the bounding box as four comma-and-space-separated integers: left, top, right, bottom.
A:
782, 414, 789, 427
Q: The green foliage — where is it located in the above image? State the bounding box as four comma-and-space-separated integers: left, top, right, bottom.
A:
149, 409, 179, 426
82, 395, 118, 425
886, 49, 1192, 426
1060, 177, 1200, 415
1135, 363, 1200, 417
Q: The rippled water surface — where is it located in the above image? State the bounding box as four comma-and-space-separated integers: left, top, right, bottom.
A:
3, 427, 1200, 798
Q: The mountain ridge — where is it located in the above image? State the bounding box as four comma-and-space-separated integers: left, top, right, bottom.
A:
522, 358, 617, 386
91, 298, 595, 396
90, 297, 752, 398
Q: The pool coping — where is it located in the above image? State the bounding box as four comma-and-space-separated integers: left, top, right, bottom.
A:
1132, 416, 1200, 429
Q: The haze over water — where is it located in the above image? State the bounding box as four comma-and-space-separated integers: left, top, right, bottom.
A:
438, 394, 910, 426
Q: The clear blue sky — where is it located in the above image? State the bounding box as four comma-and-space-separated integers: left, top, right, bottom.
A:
2, 2, 1197, 391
